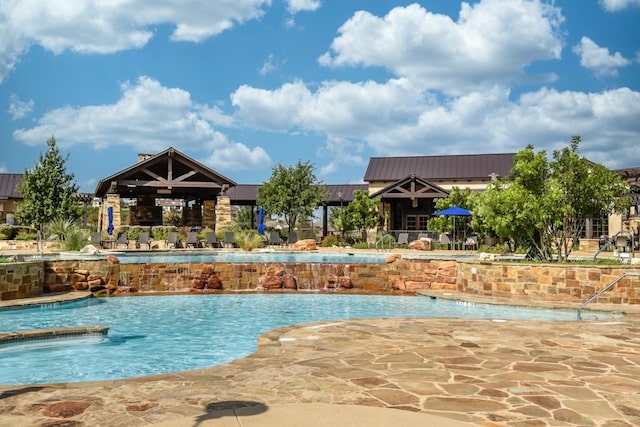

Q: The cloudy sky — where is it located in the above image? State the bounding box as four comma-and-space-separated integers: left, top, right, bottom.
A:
1, 0, 639, 192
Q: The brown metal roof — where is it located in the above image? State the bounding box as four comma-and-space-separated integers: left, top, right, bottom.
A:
94, 147, 237, 198
0, 174, 23, 200
363, 153, 516, 182
227, 183, 368, 206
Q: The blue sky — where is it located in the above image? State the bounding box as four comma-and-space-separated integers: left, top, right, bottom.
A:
1, 0, 639, 193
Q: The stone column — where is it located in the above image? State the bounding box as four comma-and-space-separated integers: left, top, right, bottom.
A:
215, 195, 232, 233
100, 193, 121, 236
203, 200, 216, 229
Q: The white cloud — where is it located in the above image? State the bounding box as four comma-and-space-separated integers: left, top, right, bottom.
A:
0, 164, 7, 173
286, 0, 321, 14
600, 0, 640, 11
12, 76, 271, 171
7, 94, 34, 119
231, 76, 640, 170
573, 36, 631, 77
258, 54, 284, 75
0, 0, 270, 83
319, 0, 564, 94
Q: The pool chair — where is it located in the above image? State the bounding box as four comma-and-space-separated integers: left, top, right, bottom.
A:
224, 232, 236, 248
185, 231, 200, 248
136, 231, 151, 249
615, 234, 630, 253
268, 232, 284, 246
464, 235, 478, 250
204, 231, 220, 248
395, 232, 409, 246
90, 231, 102, 248
115, 231, 129, 249
287, 231, 298, 246
166, 232, 179, 249
438, 232, 452, 250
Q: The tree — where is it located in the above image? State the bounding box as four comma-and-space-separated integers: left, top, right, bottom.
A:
257, 161, 327, 233
343, 190, 382, 242
474, 137, 631, 261
15, 136, 80, 228
427, 187, 477, 240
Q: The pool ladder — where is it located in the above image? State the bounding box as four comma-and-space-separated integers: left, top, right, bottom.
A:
577, 271, 640, 319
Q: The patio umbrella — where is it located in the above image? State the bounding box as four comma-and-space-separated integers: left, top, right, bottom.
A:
107, 206, 114, 236
432, 206, 472, 249
257, 207, 266, 235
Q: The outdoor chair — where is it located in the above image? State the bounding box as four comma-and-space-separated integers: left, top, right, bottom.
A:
438, 232, 452, 250
615, 234, 630, 253
464, 235, 478, 250
115, 231, 129, 249
268, 232, 284, 246
203, 231, 219, 248
185, 231, 200, 248
136, 231, 151, 249
395, 232, 409, 246
224, 232, 236, 248
166, 232, 179, 249
287, 231, 298, 246
90, 232, 102, 248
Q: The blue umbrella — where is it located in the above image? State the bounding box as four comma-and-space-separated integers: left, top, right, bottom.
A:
257, 207, 266, 235
433, 206, 472, 249
107, 206, 114, 236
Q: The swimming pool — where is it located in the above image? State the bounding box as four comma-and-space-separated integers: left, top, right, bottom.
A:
52, 250, 395, 264
0, 294, 617, 384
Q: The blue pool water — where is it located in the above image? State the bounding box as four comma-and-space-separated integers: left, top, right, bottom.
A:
50, 251, 394, 264
0, 294, 615, 385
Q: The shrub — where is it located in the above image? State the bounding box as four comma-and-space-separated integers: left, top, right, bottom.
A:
234, 230, 266, 251
14, 230, 37, 240
321, 234, 339, 247
0, 224, 16, 240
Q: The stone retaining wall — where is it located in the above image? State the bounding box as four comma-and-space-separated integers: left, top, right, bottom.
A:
2, 255, 639, 305
0, 261, 44, 300
457, 261, 640, 304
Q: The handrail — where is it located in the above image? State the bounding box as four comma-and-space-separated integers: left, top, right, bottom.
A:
577, 272, 640, 319
375, 234, 395, 251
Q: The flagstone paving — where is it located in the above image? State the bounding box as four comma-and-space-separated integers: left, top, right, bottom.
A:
1, 290, 639, 426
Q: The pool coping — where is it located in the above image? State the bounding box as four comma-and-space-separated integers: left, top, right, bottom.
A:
0, 325, 109, 346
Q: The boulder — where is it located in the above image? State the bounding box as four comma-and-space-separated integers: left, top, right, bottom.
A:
292, 239, 317, 251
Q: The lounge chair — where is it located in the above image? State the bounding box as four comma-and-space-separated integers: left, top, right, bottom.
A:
615, 234, 629, 253
395, 232, 409, 246
136, 231, 151, 249
224, 232, 236, 248
166, 232, 179, 249
90, 232, 102, 248
185, 231, 200, 248
116, 231, 129, 249
203, 231, 219, 248
287, 231, 298, 246
268, 232, 283, 246
464, 235, 478, 250
438, 233, 452, 250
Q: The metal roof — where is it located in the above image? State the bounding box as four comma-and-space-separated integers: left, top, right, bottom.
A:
0, 174, 23, 200
227, 183, 368, 205
94, 147, 237, 198
363, 153, 516, 182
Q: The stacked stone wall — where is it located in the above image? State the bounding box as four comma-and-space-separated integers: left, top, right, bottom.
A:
2, 256, 637, 305
0, 261, 44, 300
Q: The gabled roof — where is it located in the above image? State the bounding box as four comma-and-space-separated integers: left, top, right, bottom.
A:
94, 147, 237, 198
369, 175, 450, 199
363, 153, 516, 182
0, 174, 23, 200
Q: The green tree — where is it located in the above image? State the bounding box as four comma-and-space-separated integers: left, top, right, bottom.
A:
427, 187, 477, 241
474, 137, 631, 261
15, 136, 80, 228
343, 190, 382, 242
257, 161, 327, 233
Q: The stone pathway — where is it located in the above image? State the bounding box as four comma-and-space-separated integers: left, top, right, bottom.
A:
1, 300, 639, 426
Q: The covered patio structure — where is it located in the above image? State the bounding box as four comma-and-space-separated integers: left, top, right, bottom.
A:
94, 148, 237, 235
